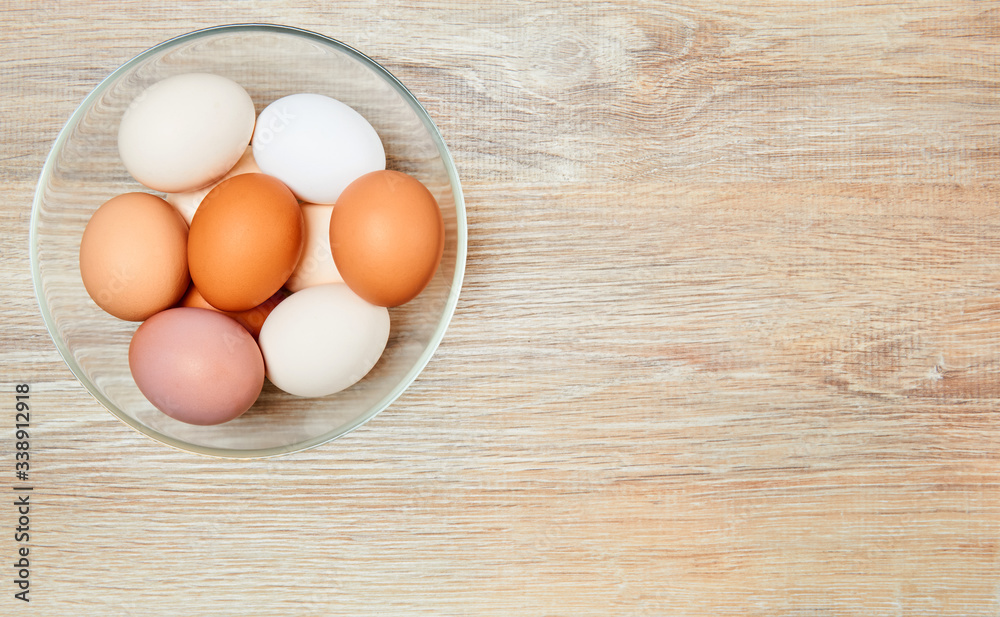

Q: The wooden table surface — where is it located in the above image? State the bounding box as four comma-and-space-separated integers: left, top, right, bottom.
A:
3, 1, 1000, 615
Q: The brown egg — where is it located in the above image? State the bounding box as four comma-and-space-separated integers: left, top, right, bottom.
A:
79, 192, 189, 321
178, 284, 288, 339
188, 173, 303, 312
329, 170, 444, 307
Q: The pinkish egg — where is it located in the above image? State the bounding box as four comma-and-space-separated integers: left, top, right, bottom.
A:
128, 307, 264, 425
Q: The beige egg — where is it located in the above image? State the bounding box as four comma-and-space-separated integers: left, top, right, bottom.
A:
285, 203, 343, 292
165, 146, 260, 224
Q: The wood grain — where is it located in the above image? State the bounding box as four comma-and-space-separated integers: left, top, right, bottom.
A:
3, 1, 1000, 615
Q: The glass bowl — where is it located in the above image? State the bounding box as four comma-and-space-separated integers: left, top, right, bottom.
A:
30, 24, 466, 458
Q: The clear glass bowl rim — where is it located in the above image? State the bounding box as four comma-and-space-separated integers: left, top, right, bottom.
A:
29, 23, 468, 459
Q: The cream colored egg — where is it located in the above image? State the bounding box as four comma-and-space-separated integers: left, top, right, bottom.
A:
285, 203, 343, 292
165, 146, 260, 224
258, 284, 389, 398
118, 73, 255, 193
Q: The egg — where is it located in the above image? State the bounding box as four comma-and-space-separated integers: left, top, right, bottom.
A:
251, 93, 385, 204
330, 170, 444, 307
285, 203, 343, 292
179, 284, 287, 339
79, 192, 189, 321
258, 284, 390, 398
129, 307, 265, 425
165, 145, 261, 224
188, 173, 304, 312
118, 73, 256, 193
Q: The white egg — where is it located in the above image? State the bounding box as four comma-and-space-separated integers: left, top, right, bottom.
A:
164, 146, 261, 224
118, 73, 255, 193
285, 203, 344, 292
258, 284, 389, 398
251, 93, 385, 204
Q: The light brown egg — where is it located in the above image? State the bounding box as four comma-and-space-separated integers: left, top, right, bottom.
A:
178, 284, 287, 339
188, 173, 303, 312
79, 192, 189, 321
329, 170, 444, 307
